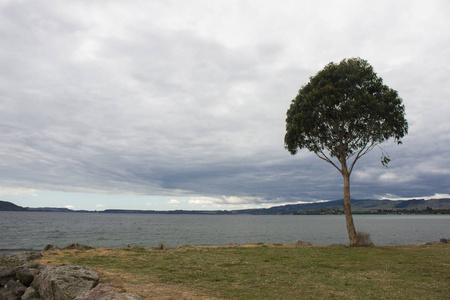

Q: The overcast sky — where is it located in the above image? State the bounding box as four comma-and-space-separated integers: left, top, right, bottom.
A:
1, 0, 449, 210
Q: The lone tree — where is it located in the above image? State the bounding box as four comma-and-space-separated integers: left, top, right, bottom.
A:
285, 58, 408, 246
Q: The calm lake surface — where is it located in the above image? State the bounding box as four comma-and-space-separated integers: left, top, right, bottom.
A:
1, 212, 449, 255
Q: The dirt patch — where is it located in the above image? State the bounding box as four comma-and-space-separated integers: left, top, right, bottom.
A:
94, 267, 220, 300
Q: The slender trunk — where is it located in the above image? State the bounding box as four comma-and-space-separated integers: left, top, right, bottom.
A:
342, 169, 358, 246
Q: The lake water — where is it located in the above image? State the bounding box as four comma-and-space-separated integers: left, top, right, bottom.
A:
1, 212, 449, 256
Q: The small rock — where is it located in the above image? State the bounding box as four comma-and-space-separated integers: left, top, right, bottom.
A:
425, 242, 439, 245
246, 242, 265, 246
83, 283, 143, 300
63, 243, 94, 250
44, 244, 60, 251
291, 240, 312, 246
84, 284, 117, 299
440, 238, 449, 243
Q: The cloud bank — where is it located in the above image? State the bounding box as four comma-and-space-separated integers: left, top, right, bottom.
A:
1, 1, 449, 209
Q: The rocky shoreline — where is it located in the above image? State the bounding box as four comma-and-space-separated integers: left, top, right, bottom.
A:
0, 244, 142, 300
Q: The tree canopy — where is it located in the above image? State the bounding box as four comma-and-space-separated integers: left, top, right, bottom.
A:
285, 58, 408, 174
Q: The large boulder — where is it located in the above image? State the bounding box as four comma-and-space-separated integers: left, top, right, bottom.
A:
0, 267, 16, 286
32, 264, 99, 300
16, 264, 41, 287
0, 279, 27, 299
0, 252, 42, 268
1, 249, 142, 299
0, 252, 42, 287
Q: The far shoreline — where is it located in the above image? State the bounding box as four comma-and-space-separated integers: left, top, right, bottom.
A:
1, 198, 449, 215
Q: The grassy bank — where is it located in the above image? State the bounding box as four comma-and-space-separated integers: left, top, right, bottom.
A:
36, 244, 449, 299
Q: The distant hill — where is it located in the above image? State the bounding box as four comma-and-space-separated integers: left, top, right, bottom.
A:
235, 198, 450, 214
1, 198, 449, 214
0, 200, 27, 211
0, 200, 74, 212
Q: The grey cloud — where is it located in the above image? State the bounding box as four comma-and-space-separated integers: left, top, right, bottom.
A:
1, 1, 449, 208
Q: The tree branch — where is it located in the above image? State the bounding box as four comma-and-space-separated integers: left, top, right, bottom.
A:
316, 150, 342, 173
310, 139, 342, 173
345, 134, 365, 160
348, 141, 377, 175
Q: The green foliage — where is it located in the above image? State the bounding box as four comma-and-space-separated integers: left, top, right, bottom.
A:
285, 57, 408, 171
355, 232, 374, 247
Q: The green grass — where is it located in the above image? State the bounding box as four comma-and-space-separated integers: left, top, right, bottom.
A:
37, 244, 450, 299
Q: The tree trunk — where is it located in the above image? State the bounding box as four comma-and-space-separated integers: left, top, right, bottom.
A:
342, 170, 358, 246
